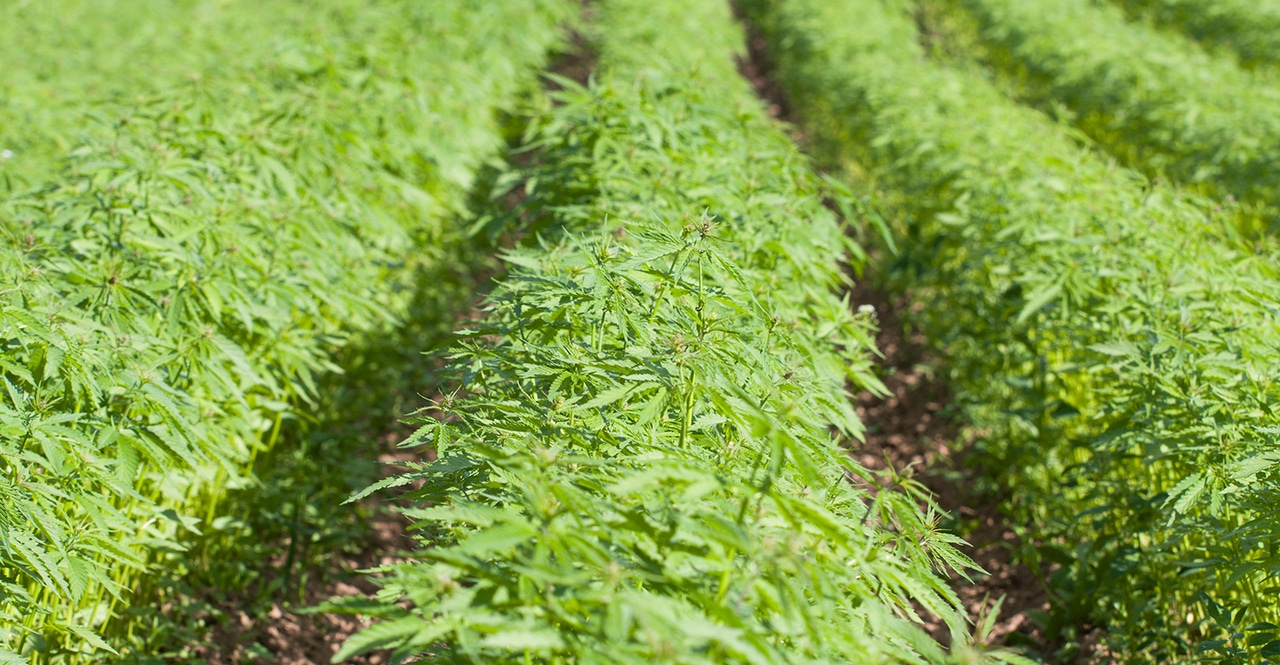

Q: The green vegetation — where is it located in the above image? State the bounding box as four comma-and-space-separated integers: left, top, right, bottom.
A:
1112, 0, 1280, 70
330, 0, 1033, 662
741, 0, 1280, 661
6, 0, 1280, 663
945, 0, 1280, 236
0, 0, 373, 190
0, 0, 572, 660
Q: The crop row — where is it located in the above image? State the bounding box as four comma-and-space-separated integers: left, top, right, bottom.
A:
1112, 0, 1280, 70
0, 1, 573, 660
743, 0, 1280, 660
329, 0, 1031, 663
0, 0, 368, 191
950, 0, 1280, 236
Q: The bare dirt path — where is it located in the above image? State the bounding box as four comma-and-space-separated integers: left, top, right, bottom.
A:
847, 285, 1053, 652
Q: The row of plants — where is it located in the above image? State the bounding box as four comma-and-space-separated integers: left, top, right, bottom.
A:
942, 0, 1280, 237
742, 0, 1280, 661
1111, 0, 1280, 71
0, 0, 365, 191
329, 0, 1031, 662
0, 0, 575, 661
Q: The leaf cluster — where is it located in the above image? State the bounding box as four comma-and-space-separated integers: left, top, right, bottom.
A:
0, 0, 573, 661
950, 0, 1280, 237
0, 0, 363, 191
742, 0, 1280, 661
335, 0, 1031, 663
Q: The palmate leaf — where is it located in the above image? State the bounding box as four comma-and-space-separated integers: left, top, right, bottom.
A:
6, 531, 69, 598
454, 528, 550, 564
342, 472, 421, 506
616, 231, 689, 271
576, 381, 660, 411
63, 626, 117, 656
1163, 471, 1208, 518
605, 464, 720, 499
1014, 276, 1064, 324
331, 615, 436, 663
1230, 450, 1280, 484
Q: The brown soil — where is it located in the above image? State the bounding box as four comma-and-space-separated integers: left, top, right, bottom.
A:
192, 437, 420, 665
546, 11, 597, 93
849, 285, 1052, 652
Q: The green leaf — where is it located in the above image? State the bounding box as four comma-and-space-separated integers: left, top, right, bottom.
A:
1231, 452, 1280, 484
455, 521, 537, 556
1015, 277, 1063, 324
0, 650, 30, 665
1164, 472, 1208, 517
64, 626, 118, 655
333, 616, 429, 662
480, 629, 565, 651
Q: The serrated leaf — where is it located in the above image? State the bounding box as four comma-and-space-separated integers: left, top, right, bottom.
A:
1164, 472, 1208, 517
65, 625, 118, 655
455, 521, 536, 556
1015, 278, 1063, 324
0, 650, 30, 665
333, 615, 429, 662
